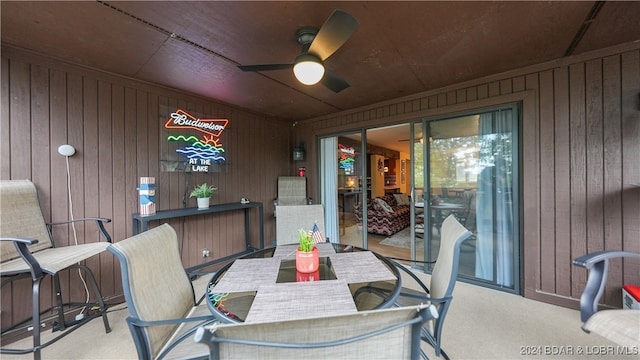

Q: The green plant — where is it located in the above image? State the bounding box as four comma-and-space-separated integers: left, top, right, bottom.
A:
297, 228, 314, 252
189, 183, 217, 198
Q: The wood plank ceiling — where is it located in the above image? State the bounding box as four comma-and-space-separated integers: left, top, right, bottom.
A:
2, 1, 639, 122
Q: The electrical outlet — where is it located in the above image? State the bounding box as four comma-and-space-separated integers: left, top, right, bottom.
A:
202, 249, 210, 258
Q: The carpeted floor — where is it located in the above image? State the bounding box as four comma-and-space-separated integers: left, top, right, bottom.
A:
380, 226, 424, 249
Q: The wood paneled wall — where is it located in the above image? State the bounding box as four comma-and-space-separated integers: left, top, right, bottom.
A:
1, 45, 291, 328
1, 41, 639, 329
295, 42, 640, 309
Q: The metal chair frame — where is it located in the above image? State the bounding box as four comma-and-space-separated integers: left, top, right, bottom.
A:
354, 214, 472, 359
0, 180, 112, 360
195, 304, 439, 360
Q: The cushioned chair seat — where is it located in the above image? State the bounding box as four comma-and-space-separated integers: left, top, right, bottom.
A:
573, 250, 640, 348
0, 243, 109, 275
584, 309, 640, 347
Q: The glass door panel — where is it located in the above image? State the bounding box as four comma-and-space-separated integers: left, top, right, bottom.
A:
363, 124, 412, 256
422, 107, 519, 290
342, 124, 413, 254
335, 133, 365, 248
322, 105, 519, 292
411, 122, 427, 268
474, 109, 518, 288
426, 116, 481, 275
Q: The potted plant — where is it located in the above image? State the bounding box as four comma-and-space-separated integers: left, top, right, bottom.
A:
295, 228, 319, 273
189, 183, 217, 209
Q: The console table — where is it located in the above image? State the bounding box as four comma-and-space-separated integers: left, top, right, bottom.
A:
132, 201, 264, 255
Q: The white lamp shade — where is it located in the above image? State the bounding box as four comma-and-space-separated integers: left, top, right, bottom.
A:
293, 54, 325, 85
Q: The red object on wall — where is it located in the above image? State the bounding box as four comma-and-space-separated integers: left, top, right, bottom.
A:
624, 284, 640, 300
298, 167, 306, 177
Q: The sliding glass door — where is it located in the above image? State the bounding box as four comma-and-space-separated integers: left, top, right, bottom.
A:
411, 122, 427, 267
474, 108, 518, 288
320, 103, 520, 292
416, 105, 519, 290
321, 132, 366, 247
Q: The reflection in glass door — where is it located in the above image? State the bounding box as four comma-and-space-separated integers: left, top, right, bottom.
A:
328, 133, 366, 248
415, 105, 519, 291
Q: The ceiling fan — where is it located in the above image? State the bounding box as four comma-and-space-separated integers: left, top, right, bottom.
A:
237, 10, 359, 93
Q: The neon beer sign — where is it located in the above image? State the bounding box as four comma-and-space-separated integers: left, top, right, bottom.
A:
338, 144, 355, 171
165, 109, 229, 172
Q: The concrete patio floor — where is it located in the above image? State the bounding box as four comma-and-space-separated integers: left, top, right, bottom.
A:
2, 268, 626, 360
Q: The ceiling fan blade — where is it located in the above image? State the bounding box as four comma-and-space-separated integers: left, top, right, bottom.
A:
321, 70, 350, 93
237, 64, 293, 72
308, 9, 359, 61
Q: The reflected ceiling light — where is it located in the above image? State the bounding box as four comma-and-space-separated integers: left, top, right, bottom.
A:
293, 54, 325, 85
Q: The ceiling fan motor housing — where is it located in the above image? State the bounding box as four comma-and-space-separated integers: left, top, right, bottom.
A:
296, 26, 319, 52
237, 10, 358, 93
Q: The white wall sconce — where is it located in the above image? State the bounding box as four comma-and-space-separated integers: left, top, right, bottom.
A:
58, 144, 76, 157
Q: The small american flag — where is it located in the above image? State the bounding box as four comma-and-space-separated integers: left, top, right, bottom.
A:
311, 223, 325, 244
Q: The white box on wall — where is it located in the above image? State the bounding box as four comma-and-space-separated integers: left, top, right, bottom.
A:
622, 285, 640, 310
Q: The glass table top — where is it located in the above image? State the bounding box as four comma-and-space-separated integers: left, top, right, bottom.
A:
207, 243, 400, 323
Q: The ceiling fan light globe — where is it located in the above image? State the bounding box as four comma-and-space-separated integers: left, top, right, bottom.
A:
293, 55, 325, 85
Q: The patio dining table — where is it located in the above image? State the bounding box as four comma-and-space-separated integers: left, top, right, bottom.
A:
206, 242, 401, 323
415, 201, 466, 231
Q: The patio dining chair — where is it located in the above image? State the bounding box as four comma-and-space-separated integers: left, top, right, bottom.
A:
275, 204, 326, 245
354, 214, 472, 359
0, 179, 112, 360
108, 223, 214, 359
274, 176, 309, 211
451, 190, 476, 231
194, 304, 439, 360
573, 250, 640, 347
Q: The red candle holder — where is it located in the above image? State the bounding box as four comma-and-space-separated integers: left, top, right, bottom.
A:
295, 246, 319, 273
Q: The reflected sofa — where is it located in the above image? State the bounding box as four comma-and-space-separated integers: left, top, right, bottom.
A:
354, 194, 411, 236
